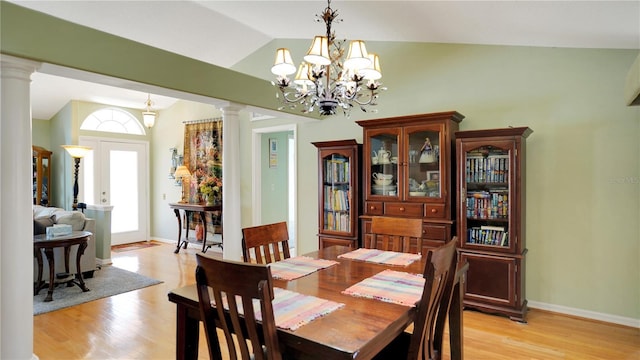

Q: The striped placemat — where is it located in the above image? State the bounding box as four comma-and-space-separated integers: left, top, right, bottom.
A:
268, 256, 339, 281
342, 269, 424, 307
337, 248, 421, 266
268, 288, 344, 330
213, 288, 344, 331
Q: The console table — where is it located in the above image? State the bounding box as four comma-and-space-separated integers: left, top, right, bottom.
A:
169, 203, 222, 253
33, 230, 92, 302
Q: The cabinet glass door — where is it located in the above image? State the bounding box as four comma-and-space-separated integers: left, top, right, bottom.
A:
368, 131, 399, 198
406, 126, 442, 199
321, 152, 353, 234
461, 143, 513, 252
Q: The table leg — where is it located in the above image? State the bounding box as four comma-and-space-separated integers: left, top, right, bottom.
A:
73, 241, 90, 292
176, 303, 200, 360
173, 208, 183, 253
34, 247, 46, 294
200, 211, 209, 253
183, 210, 191, 250
42, 248, 56, 302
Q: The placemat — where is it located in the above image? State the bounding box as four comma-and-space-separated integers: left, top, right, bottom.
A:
213, 288, 344, 331
342, 269, 424, 307
268, 256, 339, 281
337, 248, 421, 266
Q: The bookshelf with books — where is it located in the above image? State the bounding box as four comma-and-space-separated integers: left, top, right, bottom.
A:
313, 139, 362, 249
456, 127, 532, 322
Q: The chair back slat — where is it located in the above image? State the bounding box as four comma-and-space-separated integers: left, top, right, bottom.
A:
407, 238, 458, 360
195, 254, 282, 360
242, 222, 290, 264
368, 216, 424, 253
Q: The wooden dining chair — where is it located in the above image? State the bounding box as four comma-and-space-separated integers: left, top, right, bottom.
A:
374, 238, 458, 360
367, 216, 424, 253
195, 253, 282, 360
242, 221, 290, 264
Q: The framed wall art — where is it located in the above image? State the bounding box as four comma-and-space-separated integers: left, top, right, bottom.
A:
269, 138, 278, 168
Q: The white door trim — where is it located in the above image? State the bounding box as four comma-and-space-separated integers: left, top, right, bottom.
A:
251, 124, 297, 253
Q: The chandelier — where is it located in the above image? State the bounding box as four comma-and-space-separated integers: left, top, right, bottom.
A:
142, 93, 156, 128
270, 0, 385, 116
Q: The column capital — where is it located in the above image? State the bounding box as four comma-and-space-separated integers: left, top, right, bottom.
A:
221, 103, 245, 118
1, 54, 41, 80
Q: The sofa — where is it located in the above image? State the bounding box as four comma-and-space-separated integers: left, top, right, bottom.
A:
33, 205, 98, 281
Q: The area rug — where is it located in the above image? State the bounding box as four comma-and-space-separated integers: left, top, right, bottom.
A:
34, 266, 163, 315
111, 240, 162, 253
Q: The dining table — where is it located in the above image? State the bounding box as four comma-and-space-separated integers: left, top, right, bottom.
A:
167, 245, 466, 360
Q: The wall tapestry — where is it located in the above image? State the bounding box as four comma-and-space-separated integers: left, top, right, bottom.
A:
183, 118, 223, 235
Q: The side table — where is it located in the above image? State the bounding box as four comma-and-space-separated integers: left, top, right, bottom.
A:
33, 230, 92, 302
169, 203, 223, 253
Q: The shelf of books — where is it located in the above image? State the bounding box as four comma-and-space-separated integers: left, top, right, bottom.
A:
462, 146, 514, 250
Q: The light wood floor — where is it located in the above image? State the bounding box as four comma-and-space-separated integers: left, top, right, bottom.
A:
34, 241, 639, 359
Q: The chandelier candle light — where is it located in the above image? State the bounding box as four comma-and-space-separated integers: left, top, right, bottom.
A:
271, 0, 385, 116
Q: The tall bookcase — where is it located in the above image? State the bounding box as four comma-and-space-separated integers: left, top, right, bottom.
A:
455, 127, 532, 322
313, 139, 362, 249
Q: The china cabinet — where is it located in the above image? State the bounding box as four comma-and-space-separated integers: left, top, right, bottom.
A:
313, 139, 362, 249
33, 146, 52, 206
357, 111, 464, 253
455, 127, 532, 322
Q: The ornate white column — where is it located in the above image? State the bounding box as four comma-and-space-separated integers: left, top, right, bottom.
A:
1, 54, 41, 359
220, 104, 244, 261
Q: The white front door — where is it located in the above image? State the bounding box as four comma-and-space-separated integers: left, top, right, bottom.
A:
80, 138, 148, 245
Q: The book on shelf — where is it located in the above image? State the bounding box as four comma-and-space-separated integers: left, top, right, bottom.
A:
465, 154, 510, 183
467, 226, 508, 246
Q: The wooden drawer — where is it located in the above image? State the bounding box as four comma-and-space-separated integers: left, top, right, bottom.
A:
365, 201, 384, 215
384, 202, 423, 217
320, 236, 357, 250
424, 204, 446, 219
423, 223, 447, 240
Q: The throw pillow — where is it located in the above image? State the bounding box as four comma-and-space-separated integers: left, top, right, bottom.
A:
34, 217, 54, 235
55, 211, 86, 231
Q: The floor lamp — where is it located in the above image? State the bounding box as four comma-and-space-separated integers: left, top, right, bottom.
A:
62, 145, 92, 211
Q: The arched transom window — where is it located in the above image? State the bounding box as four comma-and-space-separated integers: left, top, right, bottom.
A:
80, 108, 145, 135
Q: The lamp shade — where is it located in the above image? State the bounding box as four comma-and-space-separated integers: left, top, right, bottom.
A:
142, 111, 156, 128
62, 145, 92, 158
304, 36, 331, 65
344, 40, 370, 70
174, 165, 191, 179
361, 53, 382, 80
294, 62, 314, 86
271, 48, 296, 76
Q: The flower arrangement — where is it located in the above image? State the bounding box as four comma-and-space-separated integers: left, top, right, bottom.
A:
199, 176, 222, 198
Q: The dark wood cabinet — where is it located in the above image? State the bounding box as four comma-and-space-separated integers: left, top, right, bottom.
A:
455, 127, 532, 322
313, 139, 362, 249
357, 111, 464, 253
33, 146, 52, 206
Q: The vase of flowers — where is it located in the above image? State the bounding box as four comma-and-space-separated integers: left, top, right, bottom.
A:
199, 175, 222, 205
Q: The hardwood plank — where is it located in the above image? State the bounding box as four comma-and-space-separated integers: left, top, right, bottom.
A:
34, 241, 640, 359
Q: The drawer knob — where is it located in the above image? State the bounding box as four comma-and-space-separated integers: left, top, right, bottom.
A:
370, 205, 376, 210
399, 207, 405, 211
431, 208, 438, 213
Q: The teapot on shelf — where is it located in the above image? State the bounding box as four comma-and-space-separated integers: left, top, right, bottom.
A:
372, 147, 391, 164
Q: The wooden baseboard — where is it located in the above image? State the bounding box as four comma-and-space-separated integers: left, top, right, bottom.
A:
528, 300, 639, 328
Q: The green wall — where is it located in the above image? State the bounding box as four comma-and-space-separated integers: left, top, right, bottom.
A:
11, 2, 639, 322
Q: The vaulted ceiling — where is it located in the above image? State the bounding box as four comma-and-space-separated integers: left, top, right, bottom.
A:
8, 0, 640, 120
